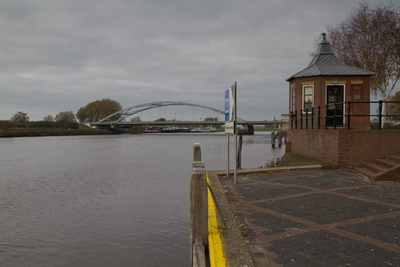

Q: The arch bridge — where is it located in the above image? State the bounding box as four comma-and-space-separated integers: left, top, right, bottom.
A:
98, 101, 245, 123
90, 101, 287, 128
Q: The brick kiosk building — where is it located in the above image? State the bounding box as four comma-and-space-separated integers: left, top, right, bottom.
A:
285, 34, 400, 175
287, 33, 374, 129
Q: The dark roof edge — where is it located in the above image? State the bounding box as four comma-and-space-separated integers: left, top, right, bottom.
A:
286, 72, 375, 82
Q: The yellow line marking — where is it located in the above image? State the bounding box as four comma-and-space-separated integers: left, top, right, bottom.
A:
207, 172, 226, 267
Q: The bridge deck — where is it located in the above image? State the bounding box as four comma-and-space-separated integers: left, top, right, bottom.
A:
91, 120, 288, 127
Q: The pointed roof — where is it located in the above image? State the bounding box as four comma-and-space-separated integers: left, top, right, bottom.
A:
286, 33, 374, 81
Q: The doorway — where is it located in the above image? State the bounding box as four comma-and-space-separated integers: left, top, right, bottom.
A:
326, 85, 344, 127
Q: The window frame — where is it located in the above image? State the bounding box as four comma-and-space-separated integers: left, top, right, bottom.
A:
302, 85, 314, 112
291, 86, 296, 112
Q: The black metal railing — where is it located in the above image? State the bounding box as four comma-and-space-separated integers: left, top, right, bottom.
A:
290, 100, 400, 130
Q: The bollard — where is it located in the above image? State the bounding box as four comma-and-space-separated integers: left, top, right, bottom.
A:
271, 130, 275, 147
190, 143, 208, 266
193, 143, 201, 162
193, 237, 206, 267
278, 130, 282, 147
190, 167, 208, 267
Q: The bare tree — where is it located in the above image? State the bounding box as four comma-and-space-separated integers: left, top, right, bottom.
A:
326, 1, 400, 127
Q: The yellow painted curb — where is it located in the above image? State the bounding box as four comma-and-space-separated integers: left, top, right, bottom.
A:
207, 172, 226, 267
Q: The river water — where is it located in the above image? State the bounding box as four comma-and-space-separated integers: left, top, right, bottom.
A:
0, 132, 285, 267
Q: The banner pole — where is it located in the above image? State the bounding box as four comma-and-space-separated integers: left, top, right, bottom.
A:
227, 133, 229, 179
234, 82, 237, 185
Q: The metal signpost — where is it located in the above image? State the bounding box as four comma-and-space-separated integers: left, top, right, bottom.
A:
225, 82, 237, 184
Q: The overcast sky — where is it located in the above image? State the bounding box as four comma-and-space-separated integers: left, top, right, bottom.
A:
1, 0, 399, 122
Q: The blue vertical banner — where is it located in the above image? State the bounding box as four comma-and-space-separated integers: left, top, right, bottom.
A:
225, 89, 230, 122
225, 83, 236, 122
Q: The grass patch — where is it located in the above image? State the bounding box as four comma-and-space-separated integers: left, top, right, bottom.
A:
280, 152, 336, 169
0, 127, 112, 137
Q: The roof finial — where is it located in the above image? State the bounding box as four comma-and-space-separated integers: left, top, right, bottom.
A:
321, 33, 328, 43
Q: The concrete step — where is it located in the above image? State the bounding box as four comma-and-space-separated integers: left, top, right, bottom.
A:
388, 155, 400, 163
353, 167, 377, 179
363, 162, 388, 173
375, 158, 399, 168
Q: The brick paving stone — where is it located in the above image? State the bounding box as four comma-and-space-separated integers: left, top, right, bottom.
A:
245, 209, 308, 235
349, 247, 400, 265
270, 230, 399, 265
251, 170, 319, 181
255, 193, 400, 225
336, 184, 400, 205
321, 256, 359, 266
338, 216, 400, 245
235, 183, 312, 201
275, 173, 365, 189
274, 252, 317, 266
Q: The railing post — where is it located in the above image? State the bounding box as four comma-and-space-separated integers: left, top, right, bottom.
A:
325, 104, 328, 129
347, 101, 351, 130
334, 103, 337, 129
379, 100, 383, 130
300, 109, 303, 129
295, 110, 298, 129
311, 107, 314, 129
318, 106, 321, 129
306, 109, 309, 129
291, 112, 293, 129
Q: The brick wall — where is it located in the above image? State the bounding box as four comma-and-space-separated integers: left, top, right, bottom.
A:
286, 129, 400, 168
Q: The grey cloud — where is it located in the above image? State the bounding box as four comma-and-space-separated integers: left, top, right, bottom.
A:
0, 0, 398, 121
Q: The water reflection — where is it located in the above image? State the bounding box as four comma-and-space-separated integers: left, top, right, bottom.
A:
0, 132, 284, 266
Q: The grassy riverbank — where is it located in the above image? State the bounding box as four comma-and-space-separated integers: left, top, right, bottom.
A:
280, 152, 336, 169
0, 124, 112, 137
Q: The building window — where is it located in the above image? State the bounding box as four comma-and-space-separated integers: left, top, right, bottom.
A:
303, 85, 313, 111
291, 87, 295, 112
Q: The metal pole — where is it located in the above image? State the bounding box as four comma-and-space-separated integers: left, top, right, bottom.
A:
379, 100, 383, 130
227, 133, 229, 179
234, 82, 237, 185
234, 127, 237, 184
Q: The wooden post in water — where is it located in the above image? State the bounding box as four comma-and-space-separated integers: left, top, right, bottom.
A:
278, 130, 282, 147
190, 143, 208, 267
193, 143, 201, 162
271, 130, 275, 147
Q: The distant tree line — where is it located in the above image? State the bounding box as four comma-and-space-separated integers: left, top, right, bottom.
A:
2, 98, 124, 131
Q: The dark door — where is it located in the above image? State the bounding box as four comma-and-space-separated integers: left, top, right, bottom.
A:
326, 85, 344, 127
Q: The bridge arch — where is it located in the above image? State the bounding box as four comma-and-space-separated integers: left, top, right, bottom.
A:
98, 101, 244, 122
